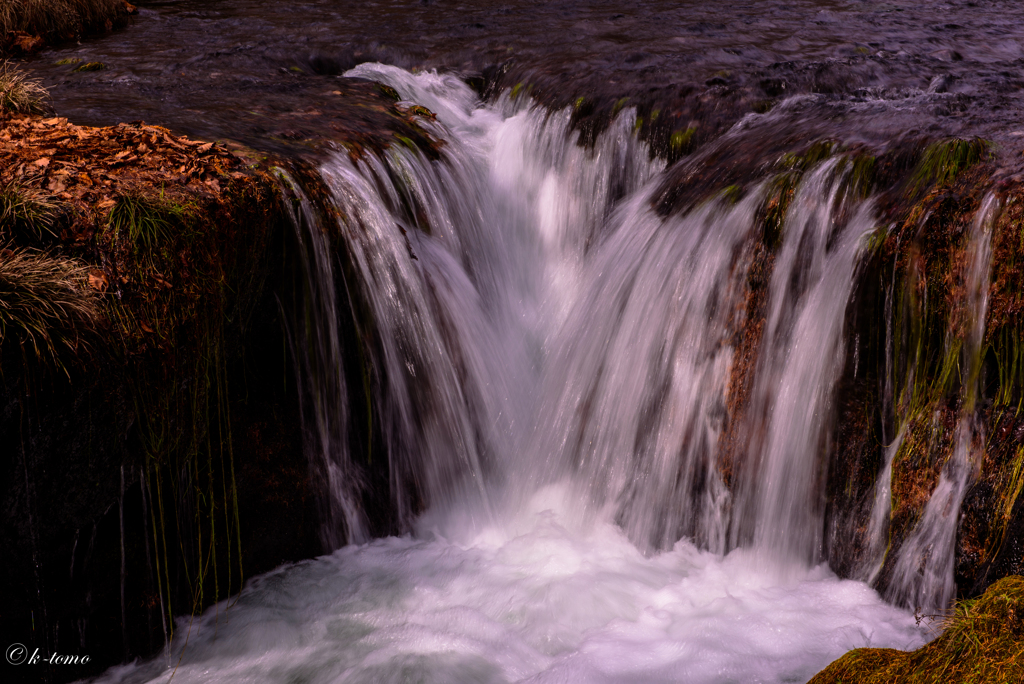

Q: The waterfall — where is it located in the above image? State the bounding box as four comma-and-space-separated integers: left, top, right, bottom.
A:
535, 186, 757, 554
883, 194, 999, 612
289, 65, 885, 568
291, 63, 663, 542
293, 64, 917, 568
743, 162, 874, 565
100, 65, 947, 684
281, 171, 370, 547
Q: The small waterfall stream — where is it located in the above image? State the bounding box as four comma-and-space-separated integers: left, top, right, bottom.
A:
95, 65, 1003, 684
738, 162, 874, 566
882, 194, 999, 612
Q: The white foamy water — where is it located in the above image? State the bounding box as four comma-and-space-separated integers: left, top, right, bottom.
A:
96, 488, 925, 684
96, 66, 938, 682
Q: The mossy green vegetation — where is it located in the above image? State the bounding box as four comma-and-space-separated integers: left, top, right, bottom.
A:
757, 171, 798, 250
908, 138, 991, 197
72, 60, 104, 72
778, 140, 837, 172
404, 104, 435, 120
847, 153, 877, 200
987, 194, 1024, 411
106, 191, 194, 276
669, 126, 696, 155
810, 575, 1024, 683
376, 83, 400, 101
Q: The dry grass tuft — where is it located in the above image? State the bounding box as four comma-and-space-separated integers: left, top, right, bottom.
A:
0, 60, 49, 114
0, 245, 101, 370
1, 0, 126, 40
810, 575, 1024, 683
1, 179, 61, 240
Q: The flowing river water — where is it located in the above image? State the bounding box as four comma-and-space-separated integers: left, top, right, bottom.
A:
20, 1, 1021, 682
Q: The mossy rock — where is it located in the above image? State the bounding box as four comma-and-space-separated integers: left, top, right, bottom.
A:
73, 61, 106, 73
810, 575, 1024, 683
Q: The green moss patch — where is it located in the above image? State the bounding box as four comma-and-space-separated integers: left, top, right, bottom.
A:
810, 575, 1024, 683
908, 139, 991, 198
72, 60, 104, 72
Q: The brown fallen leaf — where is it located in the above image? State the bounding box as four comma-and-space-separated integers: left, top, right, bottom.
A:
88, 270, 109, 292
160, 134, 186, 150
197, 142, 214, 153
9, 32, 44, 55
34, 157, 50, 167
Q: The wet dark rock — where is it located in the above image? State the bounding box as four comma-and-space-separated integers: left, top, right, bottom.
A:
0, 116, 322, 682
929, 73, 955, 93
759, 78, 788, 96
931, 48, 965, 62
305, 51, 366, 76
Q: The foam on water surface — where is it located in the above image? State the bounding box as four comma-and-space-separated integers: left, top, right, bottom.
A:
95, 487, 926, 684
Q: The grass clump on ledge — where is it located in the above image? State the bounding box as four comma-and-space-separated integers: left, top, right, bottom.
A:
809, 575, 1024, 684
0, 245, 100, 370
1, 0, 128, 41
108, 192, 192, 259
1, 179, 61, 241
0, 60, 49, 114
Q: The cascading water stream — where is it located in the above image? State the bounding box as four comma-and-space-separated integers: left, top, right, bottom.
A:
95, 66, 936, 684
883, 194, 999, 612
735, 161, 874, 567
531, 185, 756, 554
282, 173, 370, 547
